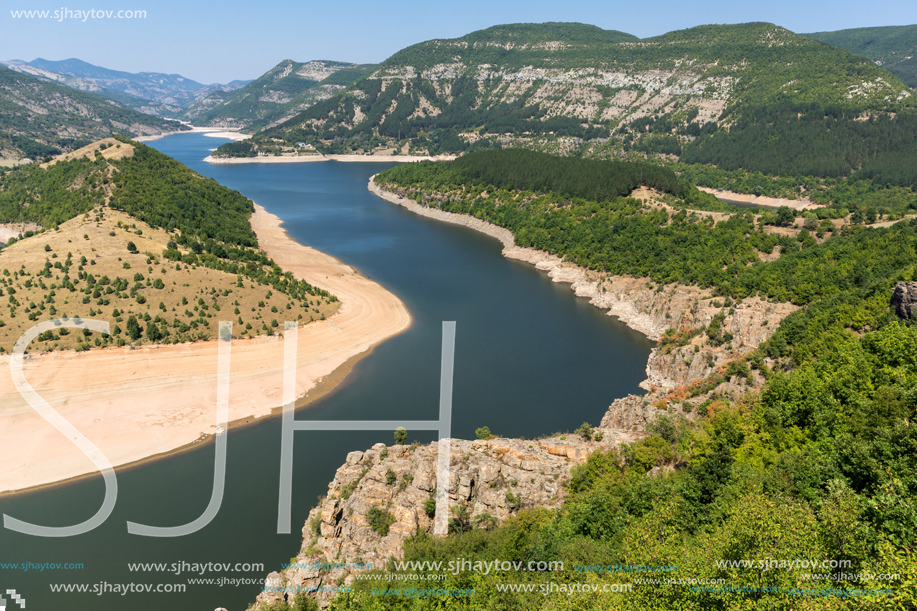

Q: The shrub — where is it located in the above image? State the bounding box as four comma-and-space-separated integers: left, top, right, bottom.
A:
393, 427, 407, 445
575, 422, 593, 440
366, 507, 395, 536
385, 468, 397, 486
475, 426, 492, 440
505, 491, 522, 511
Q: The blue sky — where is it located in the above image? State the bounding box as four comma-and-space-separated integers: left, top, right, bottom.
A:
1, 0, 915, 83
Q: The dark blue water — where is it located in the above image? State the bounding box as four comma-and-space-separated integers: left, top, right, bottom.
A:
0, 134, 653, 611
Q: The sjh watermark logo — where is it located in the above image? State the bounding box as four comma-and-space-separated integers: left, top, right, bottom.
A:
0, 589, 26, 610
5, 318, 457, 538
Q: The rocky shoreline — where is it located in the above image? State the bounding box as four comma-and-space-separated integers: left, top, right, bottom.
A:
368, 178, 796, 392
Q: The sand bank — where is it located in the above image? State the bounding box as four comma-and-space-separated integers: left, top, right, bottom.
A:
205, 154, 456, 165
134, 126, 250, 143
0, 206, 410, 493
202, 130, 251, 141
697, 187, 821, 211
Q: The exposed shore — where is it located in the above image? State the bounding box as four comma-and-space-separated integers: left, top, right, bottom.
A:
697, 186, 821, 210
369, 178, 796, 389
206, 153, 456, 165
0, 205, 411, 494
134, 126, 250, 143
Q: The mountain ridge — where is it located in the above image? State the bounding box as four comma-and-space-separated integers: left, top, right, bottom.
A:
226, 21, 912, 167
0, 65, 188, 162
803, 24, 917, 88
181, 59, 377, 130
1, 57, 250, 117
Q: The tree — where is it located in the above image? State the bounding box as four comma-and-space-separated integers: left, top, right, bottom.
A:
393, 427, 407, 445
126, 315, 141, 340
803, 213, 818, 231
145, 322, 162, 341
126, 241, 138, 253
776, 206, 795, 227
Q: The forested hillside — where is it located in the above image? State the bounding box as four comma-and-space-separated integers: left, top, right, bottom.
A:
221, 21, 913, 178
375, 151, 914, 304
0, 138, 336, 351
266, 148, 917, 611
804, 24, 917, 88
0, 65, 186, 162
182, 60, 375, 130
2, 57, 250, 117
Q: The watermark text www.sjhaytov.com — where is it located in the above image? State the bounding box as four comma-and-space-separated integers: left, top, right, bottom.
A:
0, 561, 84, 571
10, 8, 146, 21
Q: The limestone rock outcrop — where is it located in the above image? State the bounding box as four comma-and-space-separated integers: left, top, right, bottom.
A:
892, 282, 917, 320
255, 436, 608, 608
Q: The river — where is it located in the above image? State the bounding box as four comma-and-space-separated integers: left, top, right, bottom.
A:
0, 134, 653, 611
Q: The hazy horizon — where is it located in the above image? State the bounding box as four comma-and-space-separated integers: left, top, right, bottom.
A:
0, 0, 915, 84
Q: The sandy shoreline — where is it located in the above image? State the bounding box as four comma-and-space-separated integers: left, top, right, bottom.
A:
135, 126, 251, 143
697, 186, 821, 211
206, 154, 456, 165
0, 206, 410, 494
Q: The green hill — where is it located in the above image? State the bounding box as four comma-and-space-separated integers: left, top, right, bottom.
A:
0, 65, 187, 162
804, 24, 917, 88
182, 59, 376, 131
0, 137, 336, 352
221, 22, 914, 186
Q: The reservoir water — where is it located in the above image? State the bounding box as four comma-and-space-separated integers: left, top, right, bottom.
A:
0, 134, 653, 611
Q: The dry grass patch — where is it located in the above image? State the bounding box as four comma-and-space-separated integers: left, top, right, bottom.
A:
0, 208, 337, 353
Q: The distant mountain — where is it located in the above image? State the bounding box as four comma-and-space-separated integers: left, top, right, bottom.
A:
0, 58, 250, 117
804, 25, 917, 88
181, 60, 376, 131
0, 65, 187, 162
226, 21, 914, 182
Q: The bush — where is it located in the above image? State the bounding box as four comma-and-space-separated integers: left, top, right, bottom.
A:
475, 426, 492, 440
126, 241, 138, 253
575, 422, 593, 440
385, 468, 396, 486
423, 497, 436, 518
505, 491, 522, 511
393, 427, 407, 445
366, 507, 395, 536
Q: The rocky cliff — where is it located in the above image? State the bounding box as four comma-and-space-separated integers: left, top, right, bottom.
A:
892, 281, 917, 320
255, 435, 619, 608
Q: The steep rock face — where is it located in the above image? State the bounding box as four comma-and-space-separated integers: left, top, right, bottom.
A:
892, 281, 917, 320
256, 436, 612, 608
